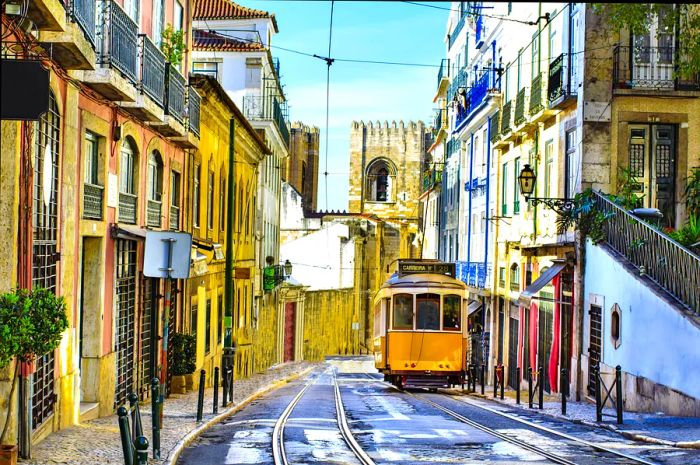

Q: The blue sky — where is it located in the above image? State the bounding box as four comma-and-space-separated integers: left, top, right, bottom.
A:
256, 0, 452, 211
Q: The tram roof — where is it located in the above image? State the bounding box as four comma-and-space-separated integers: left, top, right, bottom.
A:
380, 273, 467, 290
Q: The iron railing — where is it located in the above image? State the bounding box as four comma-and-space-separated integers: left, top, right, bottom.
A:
434, 108, 443, 132
437, 58, 449, 87
147, 200, 161, 228
514, 87, 527, 126
547, 53, 576, 106
83, 183, 103, 220
187, 87, 201, 137
448, 67, 468, 104
272, 57, 280, 78
68, 0, 96, 47
447, 138, 460, 157
97, 0, 138, 85
529, 73, 544, 115
242, 95, 290, 148
612, 45, 700, 91
165, 64, 187, 123
454, 70, 496, 129
457, 261, 487, 289
119, 192, 137, 224
169, 205, 180, 230
500, 100, 512, 135
422, 169, 442, 192
139, 34, 166, 106
591, 191, 700, 313
490, 110, 500, 143
449, 15, 466, 49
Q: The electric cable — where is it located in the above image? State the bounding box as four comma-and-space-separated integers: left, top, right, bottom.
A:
324, 1, 335, 212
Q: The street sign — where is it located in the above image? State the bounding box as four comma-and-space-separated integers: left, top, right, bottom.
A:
398, 261, 456, 278
144, 231, 193, 279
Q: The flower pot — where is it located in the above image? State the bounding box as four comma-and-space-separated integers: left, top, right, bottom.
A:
0, 444, 18, 465
171, 375, 187, 394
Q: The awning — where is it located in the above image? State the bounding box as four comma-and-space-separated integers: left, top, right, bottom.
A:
517, 261, 566, 307
467, 300, 482, 315
110, 224, 147, 240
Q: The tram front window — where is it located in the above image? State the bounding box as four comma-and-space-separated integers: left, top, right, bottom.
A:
393, 294, 413, 330
416, 293, 440, 330
443, 294, 461, 331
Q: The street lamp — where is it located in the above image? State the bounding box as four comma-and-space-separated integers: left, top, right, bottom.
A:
283, 259, 293, 278
517, 164, 575, 216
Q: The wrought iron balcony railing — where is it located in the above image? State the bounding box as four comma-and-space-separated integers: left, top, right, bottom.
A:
97, 0, 138, 85
448, 68, 468, 104
433, 108, 443, 132
547, 53, 576, 107
422, 169, 442, 192
456, 261, 487, 289
119, 192, 137, 224
454, 69, 497, 129
242, 95, 290, 148
68, 0, 96, 47
165, 64, 187, 123
591, 191, 700, 313
272, 57, 280, 78
83, 183, 103, 220
529, 72, 544, 115
437, 58, 449, 87
139, 34, 166, 106
500, 100, 512, 135
147, 199, 161, 228
448, 15, 466, 49
514, 87, 527, 126
612, 45, 700, 91
187, 87, 201, 137
169, 205, 180, 230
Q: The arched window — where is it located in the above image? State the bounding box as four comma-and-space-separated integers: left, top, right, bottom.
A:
119, 137, 138, 224
510, 263, 520, 291
365, 159, 396, 202
147, 151, 163, 228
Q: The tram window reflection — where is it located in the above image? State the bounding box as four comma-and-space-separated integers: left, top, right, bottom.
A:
416, 293, 440, 330
393, 294, 413, 329
443, 294, 461, 331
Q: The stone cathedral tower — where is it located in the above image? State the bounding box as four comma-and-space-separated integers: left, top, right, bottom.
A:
348, 120, 427, 217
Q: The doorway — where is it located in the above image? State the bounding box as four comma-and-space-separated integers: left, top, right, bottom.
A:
284, 302, 296, 362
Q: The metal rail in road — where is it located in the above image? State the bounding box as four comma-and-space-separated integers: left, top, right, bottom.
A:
333, 369, 377, 465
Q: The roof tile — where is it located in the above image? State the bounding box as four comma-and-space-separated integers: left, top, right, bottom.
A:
193, 29, 264, 52
194, 0, 278, 31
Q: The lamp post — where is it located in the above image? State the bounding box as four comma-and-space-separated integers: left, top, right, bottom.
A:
517, 164, 575, 216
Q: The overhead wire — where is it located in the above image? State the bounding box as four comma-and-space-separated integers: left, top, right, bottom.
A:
401, 1, 548, 26
324, 1, 335, 212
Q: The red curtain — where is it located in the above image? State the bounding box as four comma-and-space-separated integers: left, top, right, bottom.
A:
548, 274, 562, 393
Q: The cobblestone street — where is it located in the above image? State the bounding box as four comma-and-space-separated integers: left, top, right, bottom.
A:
20, 362, 317, 465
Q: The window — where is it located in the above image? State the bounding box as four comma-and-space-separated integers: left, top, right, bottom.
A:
124, 0, 140, 24
219, 176, 226, 231
611, 303, 621, 349
416, 294, 440, 330
147, 152, 162, 202
191, 304, 197, 338
119, 141, 136, 194
193, 164, 200, 228
84, 132, 99, 185
565, 129, 576, 199
392, 294, 413, 330
510, 263, 520, 291
173, 0, 183, 31
513, 157, 520, 214
501, 162, 508, 215
217, 293, 223, 344
443, 295, 461, 331
366, 159, 395, 202
193, 62, 219, 80
205, 299, 211, 353
544, 140, 554, 198
207, 170, 214, 230
499, 267, 506, 288
171, 171, 180, 208
532, 33, 540, 77
152, 0, 163, 44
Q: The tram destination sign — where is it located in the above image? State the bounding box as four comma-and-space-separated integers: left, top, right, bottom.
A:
398, 261, 456, 278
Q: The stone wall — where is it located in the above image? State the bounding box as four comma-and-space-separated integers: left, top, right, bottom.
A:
302, 288, 361, 361
287, 122, 320, 213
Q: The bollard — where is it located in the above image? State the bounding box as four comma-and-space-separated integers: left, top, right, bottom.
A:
516, 367, 521, 405
151, 378, 161, 459
615, 365, 623, 425
594, 365, 602, 422
480, 364, 485, 395
471, 365, 476, 392
561, 368, 568, 415
221, 365, 229, 408
197, 369, 206, 422
228, 365, 234, 403
117, 407, 134, 465
493, 365, 498, 398
528, 367, 533, 408
538, 367, 544, 410
213, 367, 219, 414
128, 393, 142, 441
500, 366, 505, 400
134, 436, 149, 465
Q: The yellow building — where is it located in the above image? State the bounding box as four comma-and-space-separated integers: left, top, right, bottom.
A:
187, 75, 270, 386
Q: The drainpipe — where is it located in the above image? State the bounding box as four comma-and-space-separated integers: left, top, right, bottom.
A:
466, 133, 474, 265
224, 118, 235, 351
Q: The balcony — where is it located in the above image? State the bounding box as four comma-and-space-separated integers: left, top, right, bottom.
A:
613, 45, 700, 92
513, 87, 528, 128
489, 110, 501, 144
500, 100, 513, 137
149, 64, 186, 137
171, 86, 201, 148
422, 169, 442, 192
435, 58, 450, 98
147, 200, 161, 228
447, 68, 468, 106
454, 70, 497, 130
169, 205, 180, 230
119, 192, 137, 224
27, 0, 66, 31
38, 0, 96, 70
547, 53, 577, 110
122, 35, 166, 121
83, 183, 103, 220
456, 261, 487, 289
242, 95, 290, 149
448, 15, 466, 50
83, 0, 138, 101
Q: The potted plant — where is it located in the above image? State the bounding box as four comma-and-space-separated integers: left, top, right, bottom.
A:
0, 288, 68, 465
170, 333, 196, 394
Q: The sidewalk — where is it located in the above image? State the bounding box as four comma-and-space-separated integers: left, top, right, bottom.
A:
21, 361, 318, 465
457, 384, 700, 449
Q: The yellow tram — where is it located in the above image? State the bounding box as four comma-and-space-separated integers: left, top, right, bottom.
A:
372, 260, 469, 389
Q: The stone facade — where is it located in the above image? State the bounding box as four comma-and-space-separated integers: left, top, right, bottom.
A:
285, 122, 320, 213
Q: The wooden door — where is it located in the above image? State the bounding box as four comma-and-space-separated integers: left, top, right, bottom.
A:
284, 302, 296, 362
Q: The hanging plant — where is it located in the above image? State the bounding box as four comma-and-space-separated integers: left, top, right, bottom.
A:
160, 24, 185, 67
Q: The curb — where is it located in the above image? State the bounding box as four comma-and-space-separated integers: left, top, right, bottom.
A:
461, 390, 700, 450
164, 365, 316, 465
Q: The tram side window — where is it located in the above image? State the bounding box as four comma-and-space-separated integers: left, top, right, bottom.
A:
373, 302, 382, 336
393, 294, 413, 330
443, 295, 461, 331
416, 293, 440, 330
